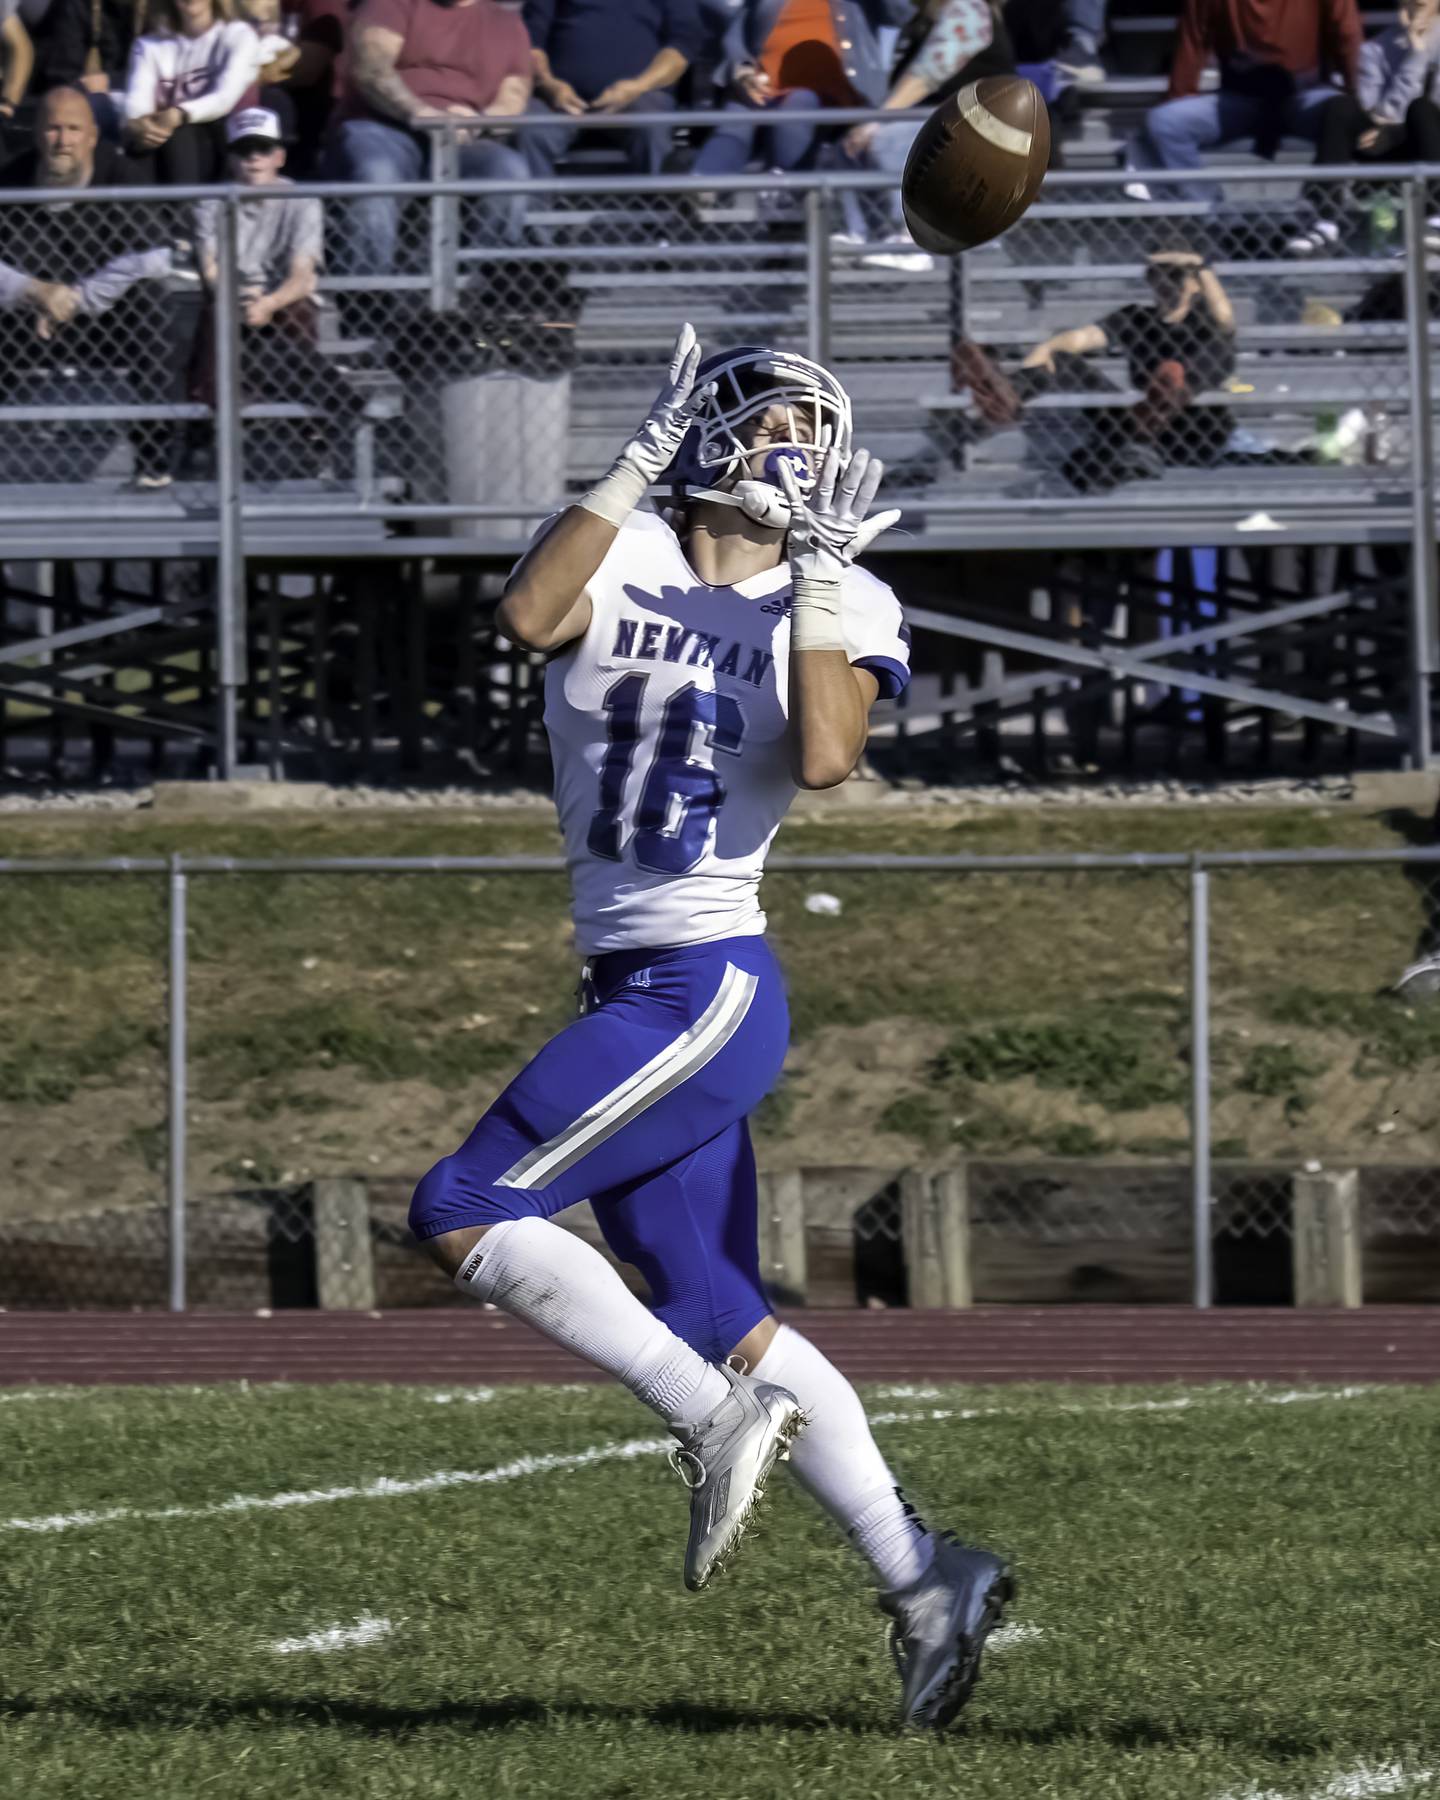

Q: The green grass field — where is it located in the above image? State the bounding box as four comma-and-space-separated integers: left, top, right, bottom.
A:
3, 1378, 1436, 1799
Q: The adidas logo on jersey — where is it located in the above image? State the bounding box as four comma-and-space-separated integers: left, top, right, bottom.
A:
611, 616, 775, 689
759, 598, 793, 617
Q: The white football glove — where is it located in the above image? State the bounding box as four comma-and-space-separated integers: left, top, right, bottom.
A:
581, 321, 710, 527
775, 446, 902, 652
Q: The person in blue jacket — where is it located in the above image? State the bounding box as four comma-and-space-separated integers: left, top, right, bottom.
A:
691, 0, 910, 178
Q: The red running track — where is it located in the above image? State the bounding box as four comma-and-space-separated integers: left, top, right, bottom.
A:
1, 1308, 1438, 1386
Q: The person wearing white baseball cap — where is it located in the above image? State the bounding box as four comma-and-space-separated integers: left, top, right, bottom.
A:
191, 99, 353, 477
197, 103, 320, 325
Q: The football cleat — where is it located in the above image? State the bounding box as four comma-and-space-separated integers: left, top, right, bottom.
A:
670, 1361, 805, 1592
879, 1533, 1015, 1730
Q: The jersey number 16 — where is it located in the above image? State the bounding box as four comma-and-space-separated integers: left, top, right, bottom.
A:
587, 673, 746, 874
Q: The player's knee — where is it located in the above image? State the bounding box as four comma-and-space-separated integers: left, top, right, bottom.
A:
408, 1154, 487, 1242
409, 1153, 532, 1242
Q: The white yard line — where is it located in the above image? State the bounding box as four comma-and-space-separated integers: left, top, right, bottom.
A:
988, 1622, 1044, 1650
2, 1436, 669, 1537
1219, 1763, 1433, 1800
0, 1381, 1379, 1542
426, 1388, 498, 1406
868, 1387, 1372, 1430
269, 1613, 394, 1655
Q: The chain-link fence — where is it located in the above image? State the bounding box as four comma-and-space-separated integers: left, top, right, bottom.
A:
4, 152, 1438, 776
2, 157, 1438, 521
4, 848, 1440, 1312
0, 191, 210, 491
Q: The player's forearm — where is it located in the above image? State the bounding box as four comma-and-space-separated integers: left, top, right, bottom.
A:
497, 505, 609, 650
788, 650, 867, 789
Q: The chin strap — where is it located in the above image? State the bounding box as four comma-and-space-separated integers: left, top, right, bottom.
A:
683, 447, 814, 532
684, 479, 794, 530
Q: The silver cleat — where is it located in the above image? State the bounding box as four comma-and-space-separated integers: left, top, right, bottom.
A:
880, 1533, 1015, 1730
670, 1361, 805, 1592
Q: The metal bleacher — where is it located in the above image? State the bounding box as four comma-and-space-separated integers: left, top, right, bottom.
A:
2, 12, 1437, 778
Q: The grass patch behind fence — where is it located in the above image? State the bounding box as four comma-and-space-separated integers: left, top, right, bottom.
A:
1, 800, 1438, 1209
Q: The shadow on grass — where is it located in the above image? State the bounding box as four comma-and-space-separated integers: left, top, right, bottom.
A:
0, 1689, 872, 1737
0, 1689, 1333, 1757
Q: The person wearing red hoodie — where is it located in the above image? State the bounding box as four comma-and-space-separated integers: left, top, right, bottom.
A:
1125, 0, 1363, 202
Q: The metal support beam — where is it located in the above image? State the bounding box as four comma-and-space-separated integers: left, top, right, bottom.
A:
1403, 175, 1438, 767
1189, 861, 1213, 1310
429, 128, 460, 315
0, 595, 214, 667
0, 682, 211, 738
167, 854, 188, 1313
940, 588, 1374, 717
904, 604, 1401, 738
214, 198, 247, 779
804, 187, 830, 367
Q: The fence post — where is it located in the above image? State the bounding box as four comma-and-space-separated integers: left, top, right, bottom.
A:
757, 1169, 808, 1306
429, 125, 461, 315
1189, 858, 1213, 1308
214, 195, 246, 780
900, 1171, 942, 1307
932, 1165, 974, 1307
1402, 173, 1437, 768
903, 1168, 973, 1307
312, 1177, 377, 1309
805, 185, 831, 366
1292, 1167, 1362, 1308
167, 854, 188, 1313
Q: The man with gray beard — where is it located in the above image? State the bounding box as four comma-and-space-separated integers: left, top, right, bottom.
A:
0, 85, 199, 485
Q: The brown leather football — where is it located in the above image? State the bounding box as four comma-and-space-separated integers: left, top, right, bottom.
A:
901, 76, 1050, 255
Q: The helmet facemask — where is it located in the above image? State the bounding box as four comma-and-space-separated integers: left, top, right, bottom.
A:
668, 347, 854, 528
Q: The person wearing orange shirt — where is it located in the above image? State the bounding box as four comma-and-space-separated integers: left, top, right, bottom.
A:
691, 0, 909, 178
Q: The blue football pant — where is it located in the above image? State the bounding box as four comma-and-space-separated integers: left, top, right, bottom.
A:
409, 935, 789, 1362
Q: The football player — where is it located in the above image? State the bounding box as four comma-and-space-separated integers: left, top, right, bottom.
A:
408, 324, 1014, 1729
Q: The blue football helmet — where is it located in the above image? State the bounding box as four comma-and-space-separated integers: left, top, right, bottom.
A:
666, 345, 854, 527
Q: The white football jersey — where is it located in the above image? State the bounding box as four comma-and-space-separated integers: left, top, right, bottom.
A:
541, 508, 911, 954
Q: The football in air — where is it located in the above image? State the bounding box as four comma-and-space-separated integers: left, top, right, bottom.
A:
900, 75, 1050, 255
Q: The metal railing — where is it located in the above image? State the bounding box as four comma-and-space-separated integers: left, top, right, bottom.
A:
5, 843, 1440, 1312
3, 150, 1440, 771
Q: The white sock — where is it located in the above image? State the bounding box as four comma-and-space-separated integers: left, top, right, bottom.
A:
754, 1324, 935, 1591
454, 1217, 730, 1433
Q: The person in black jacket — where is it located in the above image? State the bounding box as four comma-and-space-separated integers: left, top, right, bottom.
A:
29, 0, 143, 137
0, 85, 199, 485
952, 246, 1239, 489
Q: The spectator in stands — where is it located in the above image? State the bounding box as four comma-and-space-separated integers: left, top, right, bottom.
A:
1055, 0, 1105, 85
191, 106, 354, 468
523, 0, 700, 178
123, 0, 263, 184
1125, 0, 1363, 204
952, 246, 1237, 488
273, 0, 348, 173
1288, 0, 1440, 253
835, 0, 1016, 272
196, 106, 318, 316
1, 0, 36, 126
692, 0, 743, 101
0, 85, 196, 484
689, 0, 911, 182
326, 0, 531, 273
30, 0, 142, 138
